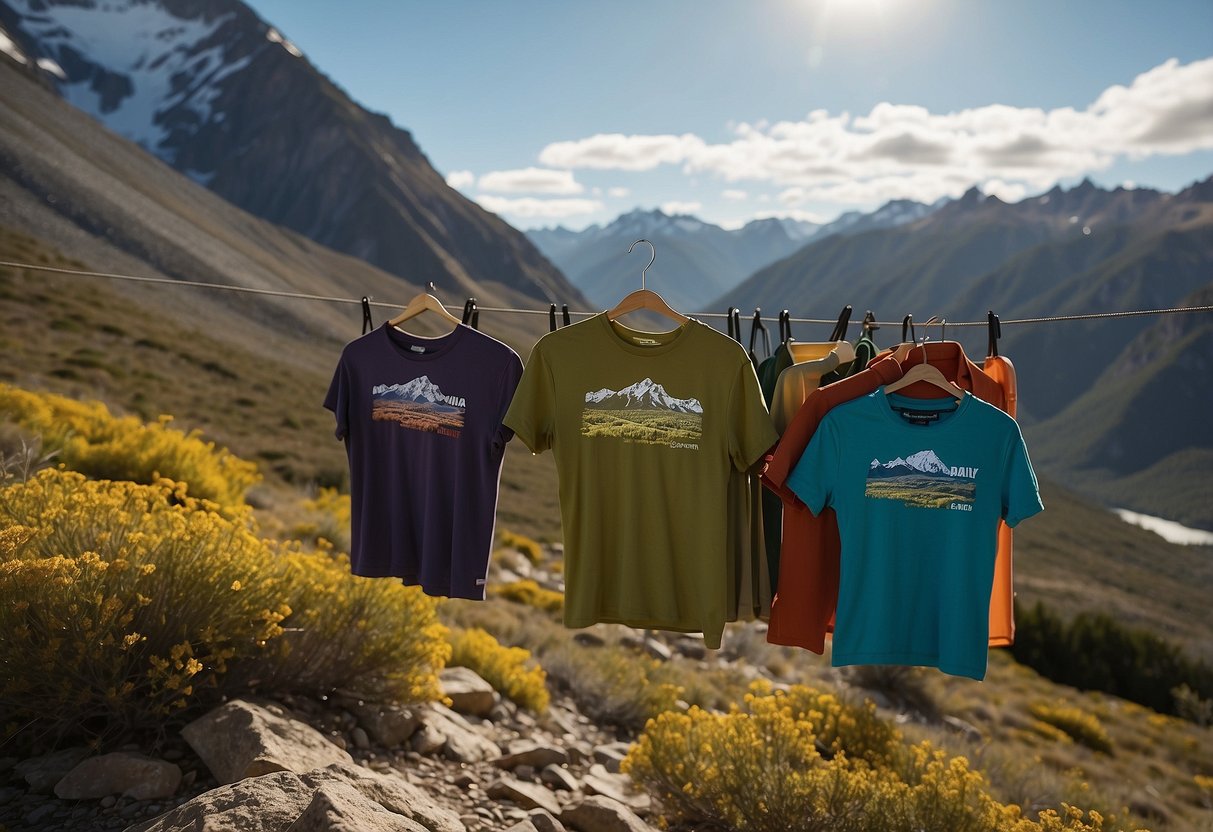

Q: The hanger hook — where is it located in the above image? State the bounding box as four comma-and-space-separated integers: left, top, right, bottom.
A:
627, 238, 656, 290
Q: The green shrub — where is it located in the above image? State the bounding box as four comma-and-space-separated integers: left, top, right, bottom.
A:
0, 383, 259, 509
1012, 600, 1213, 721
447, 627, 549, 713
0, 469, 447, 753
1028, 704, 1113, 754
489, 579, 563, 613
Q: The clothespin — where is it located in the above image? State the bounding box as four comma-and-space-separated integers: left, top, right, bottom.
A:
828, 305, 852, 342
462, 298, 479, 330
987, 311, 1001, 358
549, 303, 558, 333
561, 304, 571, 328
361, 296, 374, 335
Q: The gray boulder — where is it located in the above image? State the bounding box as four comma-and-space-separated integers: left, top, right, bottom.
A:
54, 752, 181, 800
439, 668, 498, 717
283, 782, 427, 832
14, 747, 91, 794
560, 797, 655, 832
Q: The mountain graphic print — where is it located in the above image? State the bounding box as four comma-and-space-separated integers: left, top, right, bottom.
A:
371, 376, 466, 438
581, 377, 703, 447
865, 450, 977, 510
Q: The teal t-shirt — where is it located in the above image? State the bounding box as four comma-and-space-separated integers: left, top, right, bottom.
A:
787, 388, 1043, 680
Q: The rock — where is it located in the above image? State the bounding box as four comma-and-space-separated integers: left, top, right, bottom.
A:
181, 699, 353, 784
54, 752, 182, 800
24, 802, 60, 826
515, 764, 537, 781
540, 765, 579, 792
439, 668, 498, 717
123, 770, 316, 832
487, 777, 562, 815
410, 724, 445, 756
352, 704, 421, 747
284, 782, 427, 832
591, 744, 630, 774
641, 640, 671, 662
416, 703, 499, 763
941, 715, 984, 743
581, 765, 649, 813
505, 822, 540, 832
352, 727, 371, 750
671, 639, 706, 660
494, 744, 569, 771
301, 762, 465, 832
452, 773, 475, 790
572, 632, 604, 648
14, 746, 91, 793
528, 808, 567, 832
0, 786, 23, 805
560, 796, 654, 832
101, 795, 117, 808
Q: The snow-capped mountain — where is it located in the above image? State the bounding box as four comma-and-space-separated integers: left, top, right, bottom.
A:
585, 378, 703, 414
868, 450, 952, 478
372, 377, 462, 409
0, 0, 580, 305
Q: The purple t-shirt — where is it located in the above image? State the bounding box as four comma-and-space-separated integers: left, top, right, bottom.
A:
324, 323, 523, 599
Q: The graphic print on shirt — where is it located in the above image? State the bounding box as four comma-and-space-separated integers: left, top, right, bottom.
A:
581, 377, 703, 448
371, 376, 466, 438
865, 450, 977, 511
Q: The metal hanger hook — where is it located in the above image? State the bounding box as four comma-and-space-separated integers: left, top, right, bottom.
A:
627, 239, 656, 290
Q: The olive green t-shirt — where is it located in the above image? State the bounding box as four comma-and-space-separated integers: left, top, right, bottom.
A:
504, 314, 778, 648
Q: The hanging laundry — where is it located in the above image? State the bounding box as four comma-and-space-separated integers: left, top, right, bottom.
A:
785, 386, 1042, 680
504, 314, 777, 648
763, 341, 1013, 653
324, 322, 522, 599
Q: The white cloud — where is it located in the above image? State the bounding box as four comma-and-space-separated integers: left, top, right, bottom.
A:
534, 57, 1213, 207
445, 170, 475, 190
539, 133, 706, 171
607, 186, 631, 198
722, 189, 748, 201
478, 167, 583, 195
660, 200, 703, 216
474, 195, 604, 220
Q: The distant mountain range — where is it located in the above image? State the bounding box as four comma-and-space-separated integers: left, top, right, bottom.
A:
584, 378, 703, 414
528, 199, 938, 311
0, 0, 580, 306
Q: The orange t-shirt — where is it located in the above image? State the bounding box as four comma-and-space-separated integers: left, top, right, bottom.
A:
981, 354, 1019, 647
763, 342, 1010, 653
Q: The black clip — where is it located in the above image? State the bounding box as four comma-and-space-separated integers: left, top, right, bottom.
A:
749, 308, 771, 361
828, 305, 853, 342
987, 310, 1001, 358
561, 304, 571, 328
726, 307, 738, 342
861, 310, 879, 337
361, 296, 374, 335
779, 309, 792, 345
548, 303, 558, 332
461, 298, 479, 330
902, 314, 915, 345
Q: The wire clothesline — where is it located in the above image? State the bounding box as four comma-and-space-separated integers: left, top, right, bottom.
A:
2, 259, 1211, 329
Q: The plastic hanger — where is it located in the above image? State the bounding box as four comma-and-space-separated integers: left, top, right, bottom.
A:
888, 314, 916, 362
828, 305, 852, 342
787, 304, 856, 364
389, 282, 461, 329
884, 336, 965, 399
605, 239, 688, 324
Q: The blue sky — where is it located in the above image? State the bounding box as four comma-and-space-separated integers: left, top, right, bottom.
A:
250, 0, 1213, 230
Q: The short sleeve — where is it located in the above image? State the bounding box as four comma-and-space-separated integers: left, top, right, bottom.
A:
1002, 426, 1043, 527
492, 351, 526, 455
786, 414, 840, 516
323, 357, 351, 441
728, 356, 779, 471
503, 343, 557, 454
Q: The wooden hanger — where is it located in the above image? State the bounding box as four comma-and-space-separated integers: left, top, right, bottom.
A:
605, 239, 689, 324
884, 337, 965, 399
389, 283, 461, 329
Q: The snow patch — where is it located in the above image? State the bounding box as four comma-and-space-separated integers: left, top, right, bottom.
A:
0, 27, 29, 65
265, 27, 302, 58
1113, 508, 1213, 546
36, 55, 66, 78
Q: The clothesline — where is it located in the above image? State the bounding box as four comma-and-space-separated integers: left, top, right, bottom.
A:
3, 259, 1211, 329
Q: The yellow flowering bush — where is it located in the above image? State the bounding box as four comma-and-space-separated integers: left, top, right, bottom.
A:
489, 579, 564, 613
497, 529, 543, 565
295, 487, 352, 549
1029, 703, 1114, 754
623, 684, 1132, 832
448, 627, 549, 713
0, 470, 446, 752
0, 383, 259, 509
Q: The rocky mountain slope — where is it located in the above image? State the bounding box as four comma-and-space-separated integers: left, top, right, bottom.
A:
0, 0, 580, 305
